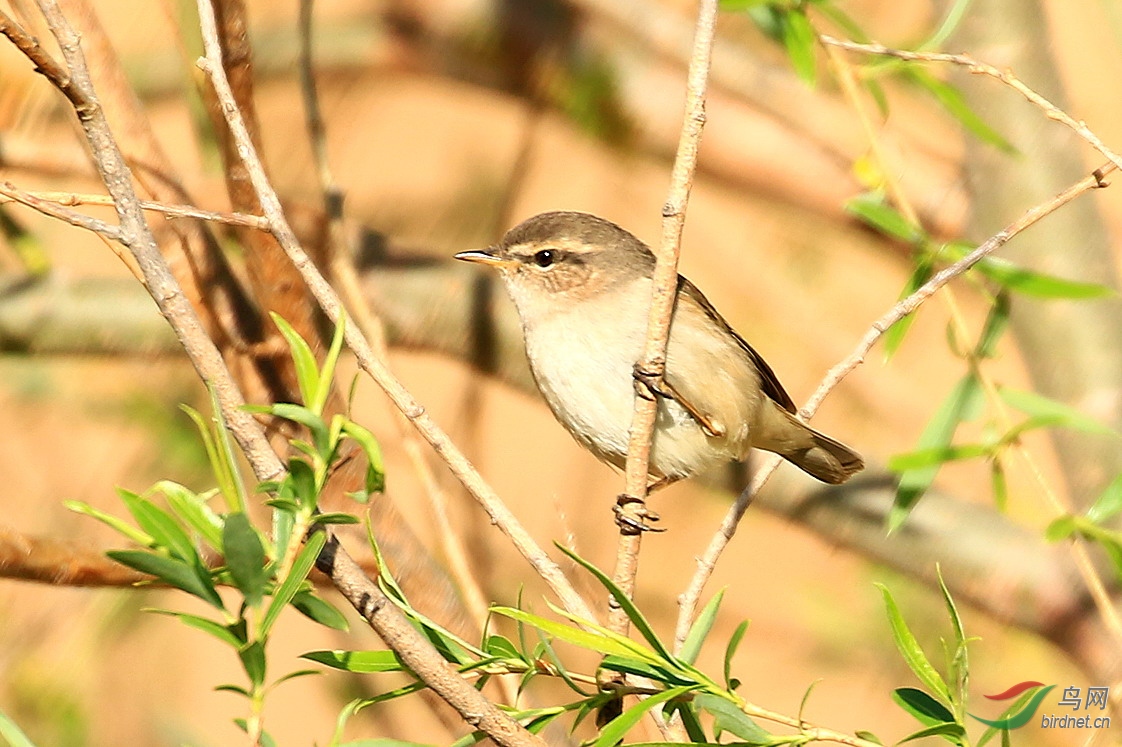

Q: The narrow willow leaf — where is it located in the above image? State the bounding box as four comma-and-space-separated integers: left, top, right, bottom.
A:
1087, 473, 1122, 525
906, 68, 1013, 152
854, 731, 882, 745
883, 255, 934, 358
877, 586, 951, 703
917, 0, 972, 50
888, 443, 991, 471
781, 9, 817, 86
974, 292, 1010, 360
990, 457, 1008, 513
890, 374, 982, 531
593, 686, 696, 747
222, 513, 269, 608
724, 620, 749, 691
844, 192, 924, 243
1044, 515, 1077, 542
302, 649, 406, 673
238, 640, 267, 687
312, 314, 346, 416
271, 404, 331, 456
936, 566, 968, 712
341, 420, 386, 495
694, 694, 774, 743
897, 722, 965, 744
292, 590, 349, 631
65, 500, 153, 547
153, 610, 242, 647
941, 241, 1115, 299
208, 388, 249, 512
261, 531, 326, 637
108, 550, 223, 609
892, 687, 955, 725
157, 481, 223, 549
680, 589, 725, 665
117, 490, 196, 563
271, 312, 320, 407
556, 545, 675, 662
999, 388, 1118, 437
181, 404, 241, 513
0, 710, 38, 747
491, 606, 658, 662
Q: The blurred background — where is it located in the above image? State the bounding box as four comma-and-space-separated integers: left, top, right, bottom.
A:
1, 0, 1121, 744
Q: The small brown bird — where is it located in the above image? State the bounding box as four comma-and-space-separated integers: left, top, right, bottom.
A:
456, 211, 863, 494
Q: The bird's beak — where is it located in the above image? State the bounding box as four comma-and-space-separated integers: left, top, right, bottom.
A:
454, 249, 515, 268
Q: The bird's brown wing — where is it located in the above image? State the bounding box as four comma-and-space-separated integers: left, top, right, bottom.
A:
677, 276, 798, 414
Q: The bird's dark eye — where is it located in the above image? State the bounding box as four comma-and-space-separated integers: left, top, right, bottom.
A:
533, 249, 556, 268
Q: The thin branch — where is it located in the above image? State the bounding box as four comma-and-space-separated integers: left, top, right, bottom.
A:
818, 35, 1122, 174
0, 181, 121, 239
192, 0, 596, 626
610, 0, 718, 640
8, 2, 543, 743
0, 187, 271, 230
674, 162, 1117, 649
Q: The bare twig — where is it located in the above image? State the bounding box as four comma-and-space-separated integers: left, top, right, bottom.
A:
610, 0, 718, 640
296, 0, 500, 670
6, 2, 544, 743
193, 0, 596, 629
818, 35, 1122, 173
674, 162, 1116, 649
0, 187, 271, 229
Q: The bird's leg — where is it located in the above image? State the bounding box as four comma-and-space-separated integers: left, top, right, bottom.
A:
613, 493, 665, 534
631, 364, 726, 438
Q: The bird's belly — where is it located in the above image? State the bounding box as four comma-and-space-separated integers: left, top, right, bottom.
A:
524, 317, 729, 479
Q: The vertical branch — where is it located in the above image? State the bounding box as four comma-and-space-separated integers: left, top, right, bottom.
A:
609, 0, 719, 636
194, 0, 597, 626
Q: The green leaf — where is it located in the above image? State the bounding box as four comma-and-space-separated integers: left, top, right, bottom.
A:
181, 403, 244, 514
292, 590, 349, 631
117, 490, 196, 563
680, 589, 724, 665
222, 513, 269, 608
694, 694, 775, 744
999, 388, 1118, 437
974, 292, 1010, 359
271, 404, 331, 457
781, 9, 817, 86
844, 192, 924, 243
1044, 515, 1077, 542
556, 545, 675, 662
593, 686, 696, 747
157, 482, 224, 550
598, 655, 699, 688
892, 687, 954, 726
302, 649, 406, 673
239, 639, 267, 687
0, 709, 38, 747
877, 586, 950, 703
491, 606, 660, 663
888, 443, 991, 471
883, 256, 934, 358
65, 500, 153, 547
261, 531, 326, 637
854, 731, 882, 745
312, 512, 360, 526
905, 68, 1013, 152
917, 0, 971, 50
724, 620, 749, 691
108, 550, 223, 609
271, 313, 321, 408
288, 457, 319, 513
341, 420, 386, 495
940, 241, 1114, 298
936, 567, 968, 715
990, 457, 1008, 512
152, 610, 243, 647
718, 0, 772, 10
897, 722, 965, 744
890, 374, 982, 531
1086, 473, 1122, 525
312, 314, 346, 416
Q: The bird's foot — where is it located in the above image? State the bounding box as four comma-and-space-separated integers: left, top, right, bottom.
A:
614, 493, 665, 534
